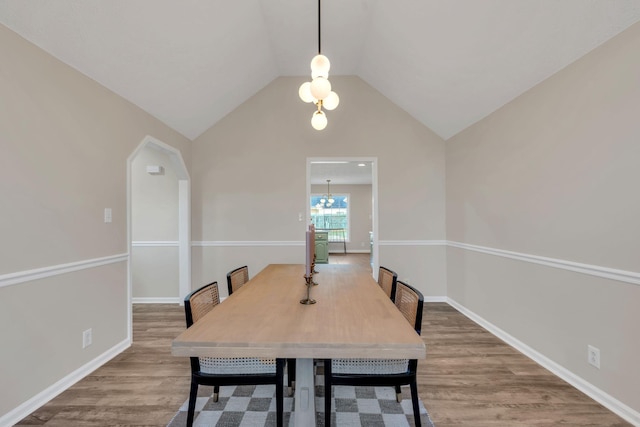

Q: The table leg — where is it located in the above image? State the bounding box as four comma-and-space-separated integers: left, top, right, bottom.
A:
293, 358, 316, 426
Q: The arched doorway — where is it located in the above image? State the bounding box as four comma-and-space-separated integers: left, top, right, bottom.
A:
126, 136, 190, 339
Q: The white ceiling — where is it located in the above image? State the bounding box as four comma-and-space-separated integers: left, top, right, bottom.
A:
2, 1, 639, 141
310, 161, 373, 185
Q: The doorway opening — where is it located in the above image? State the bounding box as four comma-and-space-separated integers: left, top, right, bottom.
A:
306, 157, 378, 275
127, 136, 190, 341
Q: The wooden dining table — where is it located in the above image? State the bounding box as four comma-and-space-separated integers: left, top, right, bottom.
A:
172, 263, 426, 426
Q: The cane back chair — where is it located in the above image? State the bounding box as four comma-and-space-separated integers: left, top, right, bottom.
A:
377, 266, 398, 302
226, 265, 249, 296
323, 280, 424, 427
184, 281, 285, 427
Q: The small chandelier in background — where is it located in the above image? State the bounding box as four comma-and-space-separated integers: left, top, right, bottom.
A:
316, 179, 335, 208
299, 0, 339, 130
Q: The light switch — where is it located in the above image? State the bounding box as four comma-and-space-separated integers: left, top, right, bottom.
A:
104, 208, 112, 223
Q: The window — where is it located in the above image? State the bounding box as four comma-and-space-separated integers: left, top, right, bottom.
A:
310, 194, 349, 241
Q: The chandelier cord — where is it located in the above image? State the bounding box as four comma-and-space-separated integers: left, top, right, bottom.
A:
318, 0, 321, 54
299, 0, 338, 130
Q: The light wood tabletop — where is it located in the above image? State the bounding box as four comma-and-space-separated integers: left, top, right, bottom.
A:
172, 263, 425, 425
171, 263, 426, 360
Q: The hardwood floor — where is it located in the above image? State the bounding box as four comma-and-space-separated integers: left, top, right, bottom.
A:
16, 255, 631, 426
418, 303, 631, 427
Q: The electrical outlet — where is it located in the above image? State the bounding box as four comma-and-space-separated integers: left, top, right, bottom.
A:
83, 328, 93, 349
588, 345, 600, 369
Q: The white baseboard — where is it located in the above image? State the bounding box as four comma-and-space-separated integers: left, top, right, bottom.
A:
446, 298, 640, 426
424, 296, 447, 303
131, 241, 179, 247
0, 338, 131, 427
132, 297, 182, 304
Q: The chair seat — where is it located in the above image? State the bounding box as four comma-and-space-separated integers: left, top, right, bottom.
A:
200, 357, 277, 375
184, 282, 284, 427
332, 358, 409, 375
324, 281, 424, 427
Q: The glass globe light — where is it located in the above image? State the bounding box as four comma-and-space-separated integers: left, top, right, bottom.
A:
323, 91, 340, 110
310, 54, 330, 78
310, 77, 331, 100
311, 110, 327, 130
298, 82, 314, 103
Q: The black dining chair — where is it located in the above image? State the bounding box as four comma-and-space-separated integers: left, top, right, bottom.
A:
226, 265, 249, 296
184, 281, 285, 427
378, 265, 398, 302
323, 280, 424, 427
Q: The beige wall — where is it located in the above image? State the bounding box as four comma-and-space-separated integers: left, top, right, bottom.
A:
0, 24, 191, 420
191, 76, 447, 297
131, 246, 179, 298
132, 148, 179, 241
446, 22, 640, 413
0, 264, 127, 414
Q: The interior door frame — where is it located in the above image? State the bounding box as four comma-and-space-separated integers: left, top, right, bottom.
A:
127, 135, 191, 341
306, 157, 379, 276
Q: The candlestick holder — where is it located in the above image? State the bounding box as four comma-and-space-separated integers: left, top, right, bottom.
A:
300, 275, 316, 305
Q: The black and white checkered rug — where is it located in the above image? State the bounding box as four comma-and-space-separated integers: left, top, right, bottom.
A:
167, 372, 434, 427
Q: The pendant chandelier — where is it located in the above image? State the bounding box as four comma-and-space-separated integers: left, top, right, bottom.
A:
298, 0, 339, 130
317, 179, 335, 208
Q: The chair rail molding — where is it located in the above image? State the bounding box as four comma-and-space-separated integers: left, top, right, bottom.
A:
189, 239, 639, 286
379, 240, 447, 246
447, 241, 640, 286
192, 241, 304, 247
193, 239, 448, 248
0, 253, 129, 289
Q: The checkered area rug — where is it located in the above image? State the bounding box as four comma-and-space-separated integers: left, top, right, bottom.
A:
167, 372, 434, 427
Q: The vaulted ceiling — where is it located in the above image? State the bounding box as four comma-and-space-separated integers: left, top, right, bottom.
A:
2, 1, 639, 141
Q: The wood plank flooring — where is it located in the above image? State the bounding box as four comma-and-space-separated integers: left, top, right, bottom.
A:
16, 255, 631, 426
418, 303, 631, 427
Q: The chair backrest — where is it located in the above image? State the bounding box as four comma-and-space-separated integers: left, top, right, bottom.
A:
394, 280, 424, 335
227, 265, 249, 296
377, 266, 398, 301
185, 282, 220, 328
